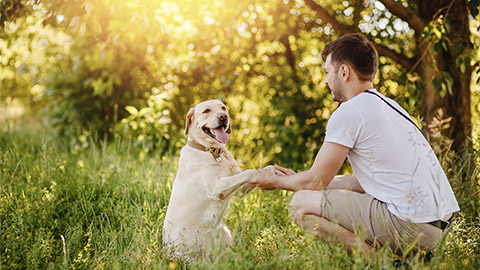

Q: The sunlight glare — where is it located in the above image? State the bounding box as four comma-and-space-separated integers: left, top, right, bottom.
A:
374, 1, 385, 10
378, 18, 389, 29
204, 16, 215, 25
183, 20, 194, 33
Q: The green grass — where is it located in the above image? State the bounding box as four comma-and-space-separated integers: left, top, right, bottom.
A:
1, 117, 479, 269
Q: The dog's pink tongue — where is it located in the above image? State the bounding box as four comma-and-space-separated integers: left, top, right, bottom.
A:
214, 128, 229, 144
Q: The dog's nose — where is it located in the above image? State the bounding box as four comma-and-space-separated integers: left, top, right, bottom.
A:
218, 113, 228, 122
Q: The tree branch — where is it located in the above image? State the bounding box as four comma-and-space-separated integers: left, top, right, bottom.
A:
304, 0, 415, 70
280, 35, 297, 72
374, 42, 415, 70
304, 0, 354, 35
472, 61, 480, 71
378, 0, 426, 33
353, 0, 363, 30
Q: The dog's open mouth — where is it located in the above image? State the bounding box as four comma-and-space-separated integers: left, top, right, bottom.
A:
203, 124, 229, 144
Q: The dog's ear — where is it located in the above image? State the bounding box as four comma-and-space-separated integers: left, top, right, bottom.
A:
185, 107, 195, 136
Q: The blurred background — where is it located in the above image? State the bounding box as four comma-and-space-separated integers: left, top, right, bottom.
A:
1, 0, 479, 169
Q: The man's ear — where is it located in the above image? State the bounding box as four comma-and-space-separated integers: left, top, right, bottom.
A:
340, 64, 349, 81
185, 107, 195, 136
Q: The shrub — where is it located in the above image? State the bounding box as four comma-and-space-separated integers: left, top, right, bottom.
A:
118, 91, 183, 158
45, 39, 151, 139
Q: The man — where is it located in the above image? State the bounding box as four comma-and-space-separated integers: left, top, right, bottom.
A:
249, 33, 459, 255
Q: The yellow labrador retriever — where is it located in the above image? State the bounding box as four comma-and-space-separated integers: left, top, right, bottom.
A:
163, 100, 269, 261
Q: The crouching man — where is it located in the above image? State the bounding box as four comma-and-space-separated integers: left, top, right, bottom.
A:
250, 33, 459, 256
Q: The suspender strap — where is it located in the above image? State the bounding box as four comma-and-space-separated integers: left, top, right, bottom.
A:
364, 90, 423, 134
428, 213, 454, 231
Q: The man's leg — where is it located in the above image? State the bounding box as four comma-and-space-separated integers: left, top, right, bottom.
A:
290, 188, 448, 260
290, 190, 372, 253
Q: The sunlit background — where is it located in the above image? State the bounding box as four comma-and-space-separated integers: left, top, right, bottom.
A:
1, 0, 479, 167
1, 1, 480, 268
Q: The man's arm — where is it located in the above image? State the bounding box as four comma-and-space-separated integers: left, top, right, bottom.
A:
250, 142, 349, 191
327, 174, 365, 193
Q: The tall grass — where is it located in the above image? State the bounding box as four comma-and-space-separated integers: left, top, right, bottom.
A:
1, 116, 479, 269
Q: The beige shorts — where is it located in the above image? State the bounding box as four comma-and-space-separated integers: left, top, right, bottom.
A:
320, 189, 446, 253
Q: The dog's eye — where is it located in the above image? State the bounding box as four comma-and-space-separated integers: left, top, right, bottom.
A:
203, 109, 211, 113
221, 106, 226, 111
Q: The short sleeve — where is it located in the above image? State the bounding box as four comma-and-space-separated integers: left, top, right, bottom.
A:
325, 103, 363, 148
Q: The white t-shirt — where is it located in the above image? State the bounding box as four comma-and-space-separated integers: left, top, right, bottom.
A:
325, 89, 460, 223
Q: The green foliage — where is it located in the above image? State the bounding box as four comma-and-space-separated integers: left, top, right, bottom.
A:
0, 0, 430, 167
468, 0, 480, 18
440, 147, 480, 269
42, 0, 159, 138
0, 3, 478, 269
1, 0, 479, 268
119, 92, 183, 158
0, 12, 69, 109
44, 44, 148, 138
1, 0, 479, 163
0, 0, 32, 28
0, 118, 174, 268
419, 4, 477, 100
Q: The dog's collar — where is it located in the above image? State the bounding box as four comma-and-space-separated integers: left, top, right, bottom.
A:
187, 140, 223, 163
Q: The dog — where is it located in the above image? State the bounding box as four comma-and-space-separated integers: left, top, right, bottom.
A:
162, 100, 271, 261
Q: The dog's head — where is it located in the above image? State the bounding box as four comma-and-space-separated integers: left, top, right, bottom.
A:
185, 100, 231, 146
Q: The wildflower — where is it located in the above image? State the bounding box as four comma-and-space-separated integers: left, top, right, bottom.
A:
168, 262, 177, 270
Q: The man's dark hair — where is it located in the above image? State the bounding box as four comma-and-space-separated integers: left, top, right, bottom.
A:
321, 33, 378, 81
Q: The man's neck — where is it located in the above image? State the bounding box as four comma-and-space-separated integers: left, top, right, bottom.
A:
345, 81, 374, 100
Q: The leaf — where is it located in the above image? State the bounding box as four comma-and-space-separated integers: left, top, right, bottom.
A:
431, 76, 446, 97
455, 56, 463, 67
415, 79, 427, 91
468, 0, 480, 18
457, 56, 471, 73
433, 42, 443, 55
451, 41, 463, 55
441, 40, 448, 52
442, 72, 453, 95
443, 20, 450, 34
91, 78, 106, 96
460, 62, 466, 74
125, 105, 139, 115
139, 107, 149, 116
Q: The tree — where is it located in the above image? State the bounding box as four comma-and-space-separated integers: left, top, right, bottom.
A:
304, 0, 479, 151
1, 0, 478, 168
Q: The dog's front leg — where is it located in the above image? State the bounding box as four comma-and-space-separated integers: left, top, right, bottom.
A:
211, 169, 259, 200
235, 182, 257, 198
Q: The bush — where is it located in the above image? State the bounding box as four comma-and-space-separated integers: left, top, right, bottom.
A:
45, 38, 152, 139
118, 91, 183, 158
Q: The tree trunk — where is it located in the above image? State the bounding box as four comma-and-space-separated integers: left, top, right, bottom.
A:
416, 0, 472, 150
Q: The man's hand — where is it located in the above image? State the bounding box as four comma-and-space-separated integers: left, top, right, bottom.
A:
250, 142, 349, 192
249, 164, 296, 190
273, 164, 295, 176
249, 165, 286, 190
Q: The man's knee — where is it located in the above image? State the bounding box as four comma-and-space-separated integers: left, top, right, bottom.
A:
289, 190, 324, 224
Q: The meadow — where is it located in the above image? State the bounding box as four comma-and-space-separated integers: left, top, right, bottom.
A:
1, 116, 479, 270
2, 0, 480, 268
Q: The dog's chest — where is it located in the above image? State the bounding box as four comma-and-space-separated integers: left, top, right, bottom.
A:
219, 151, 241, 174
178, 147, 240, 176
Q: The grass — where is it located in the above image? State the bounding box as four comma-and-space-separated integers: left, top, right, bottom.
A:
1, 116, 479, 269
